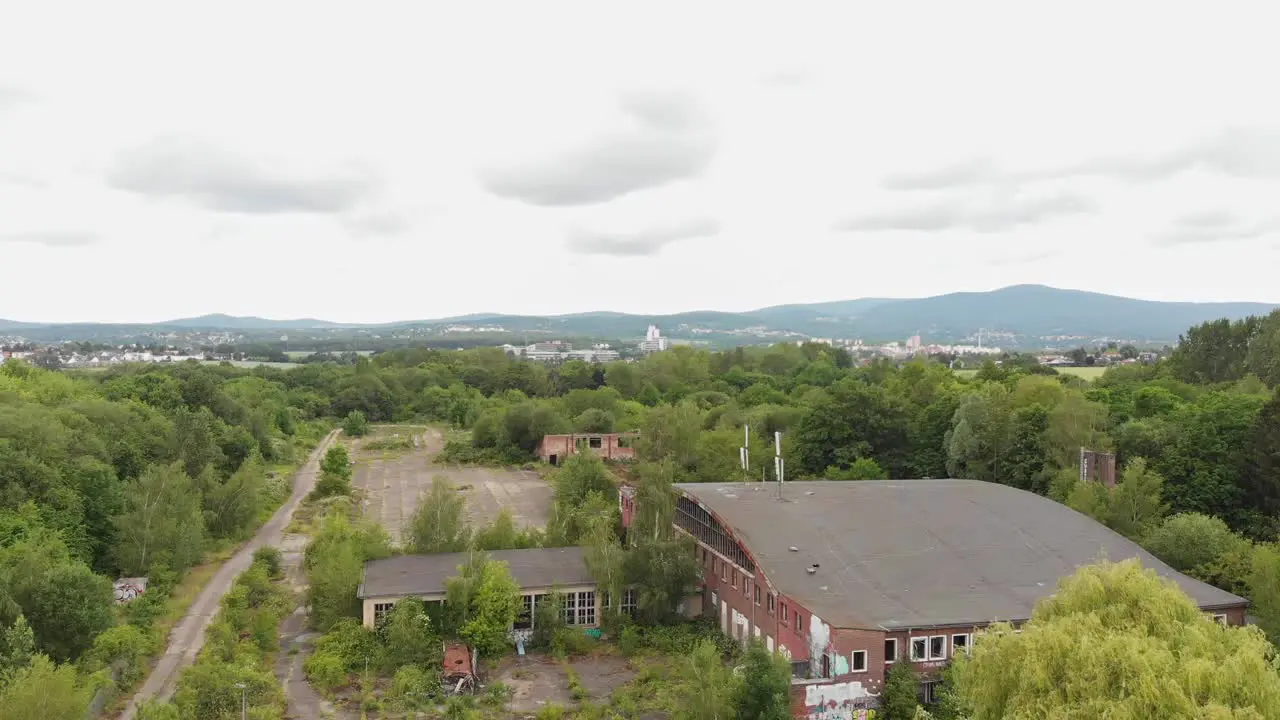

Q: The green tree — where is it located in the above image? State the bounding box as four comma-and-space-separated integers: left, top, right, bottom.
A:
305, 510, 392, 631
379, 598, 441, 671
0, 614, 35, 678
880, 660, 922, 720
677, 639, 736, 720
203, 451, 266, 539
472, 508, 537, 551
1067, 457, 1167, 540
18, 561, 114, 661
826, 457, 888, 480
1248, 543, 1280, 645
409, 477, 472, 553
314, 444, 353, 497
445, 553, 520, 657
113, 462, 206, 575
1245, 391, 1280, 536
638, 402, 702, 472
794, 378, 911, 478
1143, 512, 1246, 573
343, 410, 370, 437
0, 654, 94, 720
949, 559, 1280, 718
733, 641, 790, 720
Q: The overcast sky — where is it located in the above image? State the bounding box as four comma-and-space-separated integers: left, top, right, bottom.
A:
3, 2, 1279, 324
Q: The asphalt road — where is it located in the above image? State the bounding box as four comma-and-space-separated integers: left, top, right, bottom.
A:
118, 429, 340, 720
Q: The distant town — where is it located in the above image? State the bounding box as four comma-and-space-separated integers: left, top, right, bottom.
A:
2, 321, 1164, 371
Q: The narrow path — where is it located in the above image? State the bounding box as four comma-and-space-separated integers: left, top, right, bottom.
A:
118, 429, 341, 720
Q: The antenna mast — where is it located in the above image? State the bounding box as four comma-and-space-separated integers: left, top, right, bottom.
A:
774, 431, 785, 499
740, 424, 750, 484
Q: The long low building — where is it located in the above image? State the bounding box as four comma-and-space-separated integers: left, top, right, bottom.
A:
623, 479, 1248, 713
356, 547, 616, 632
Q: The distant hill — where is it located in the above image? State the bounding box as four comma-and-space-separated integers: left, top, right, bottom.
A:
159, 314, 346, 330
3, 285, 1276, 346
844, 285, 1278, 341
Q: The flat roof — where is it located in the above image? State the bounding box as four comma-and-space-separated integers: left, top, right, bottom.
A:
676, 480, 1247, 630
358, 547, 592, 600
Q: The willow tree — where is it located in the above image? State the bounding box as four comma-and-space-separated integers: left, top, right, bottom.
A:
949, 559, 1280, 719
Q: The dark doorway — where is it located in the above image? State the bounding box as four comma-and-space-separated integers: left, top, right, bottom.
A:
549, 454, 558, 466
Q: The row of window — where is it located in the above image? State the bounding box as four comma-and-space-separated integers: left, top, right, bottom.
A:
704, 548, 806, 634
375, 589, 631, 631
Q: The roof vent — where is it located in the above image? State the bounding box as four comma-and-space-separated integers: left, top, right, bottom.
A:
789, 546, 799, 552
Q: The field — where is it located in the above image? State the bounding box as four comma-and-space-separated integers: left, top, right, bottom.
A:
349, 426, 553, 545
956, 365, 1108, 380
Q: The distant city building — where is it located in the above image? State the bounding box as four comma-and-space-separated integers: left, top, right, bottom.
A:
638, 325, 669, 354
503, 341, 619, 364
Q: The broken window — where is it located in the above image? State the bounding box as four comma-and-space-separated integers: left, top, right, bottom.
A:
754, 585, 762, 606
929, 635, 947, 661
514, 595, 535, 630
884, 638, 898, 663
952, 633, 969, 654
910, 637, 927, 662
781, 603, 788, 622
767, 593, 776, 614
588, 436, 602, 449
794, 612, 802, 632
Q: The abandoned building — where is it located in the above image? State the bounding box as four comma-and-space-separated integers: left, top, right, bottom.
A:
536, 432, 638, 465
623, 479, 1248, 715
356, 547, 631, 633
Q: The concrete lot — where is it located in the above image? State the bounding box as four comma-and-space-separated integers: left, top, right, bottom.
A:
352, 428, 553, 545
496, 654, 636, 713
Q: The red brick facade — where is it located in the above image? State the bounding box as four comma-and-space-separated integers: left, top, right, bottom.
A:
631, 487, 1251, 719
537, 433, 637, 464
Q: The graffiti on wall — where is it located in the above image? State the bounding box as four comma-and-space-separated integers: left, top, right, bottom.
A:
803, 680, 878, 720
809, 613, 852, 675
113, 577, 148, 604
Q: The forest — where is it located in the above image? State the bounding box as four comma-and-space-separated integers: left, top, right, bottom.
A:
1, 307, 1279, 717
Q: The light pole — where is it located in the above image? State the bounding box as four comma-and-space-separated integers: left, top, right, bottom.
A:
234, 682, 246, 720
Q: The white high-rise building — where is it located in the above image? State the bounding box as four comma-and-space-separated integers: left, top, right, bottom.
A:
638, 324, 669, 354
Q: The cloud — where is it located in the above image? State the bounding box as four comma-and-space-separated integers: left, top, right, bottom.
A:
0, 86, 34, 112
879, 128, 1280, 190
106, 136, 380, 214
479, 90, 715, 207
837, 192, 1093, 233
0, 230, 97, 247
567, 215, 719, 256
342, 211, 410, 238
990, 249, 1060, 266
760, 68, 810, 87
1152, 210, 1280, 246
882, 158, 998, 190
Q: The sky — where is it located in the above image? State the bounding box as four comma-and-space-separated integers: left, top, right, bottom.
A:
2, 2, 1280, 324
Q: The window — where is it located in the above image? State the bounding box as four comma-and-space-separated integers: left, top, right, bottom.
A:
910, 637, 927, 662
743, 577, 750, 597
621, 588, 638, 617
884, 638, 898, 663
794, 612, 802, 632
702, 548, 708, 565
851, 650, 867, 673
514, 595, 536, 630
819, 653, 831, 678
373, 601, 396, 624
781, 603, 788, 622
1213, 614, 1228, 625
732, 569, 738, 588
711, 590, 718, 611
952, 633, 970, 654
588, 436, 602, 449
564, 591, 596, 626
767, 592, 775, 614
928, 635, 947, 661
918, 680, 942, 705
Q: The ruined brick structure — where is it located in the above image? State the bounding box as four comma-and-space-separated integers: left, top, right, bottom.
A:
536, 432, 638, 465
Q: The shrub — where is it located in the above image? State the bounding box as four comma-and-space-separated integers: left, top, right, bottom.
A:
314, 618, 382, 672
389, 664, 439, 709
252, 546, 284, 579
304, 651, 347, 695
536, 703, 567, 720
86, 623, 154, 688
617, 625, 642, 656
343, 410, 370, 437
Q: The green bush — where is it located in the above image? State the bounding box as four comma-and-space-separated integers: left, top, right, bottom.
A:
314, 618, 383, 672
86, 623, 154, 688
535, 703, 567, 720
343, 410, 370, 437
304, 651, 348, 695
617, 625, 642, 657
252, 546, 284, 579
390, 664, 439, 709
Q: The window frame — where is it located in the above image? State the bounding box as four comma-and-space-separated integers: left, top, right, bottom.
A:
781, 603, 788, 622
794, 612, 802, 632
373, 601, 396, 624
514, 594, 536, 630
928, 635, 947, 661
851, 649, 868, 673
1213, 613, 1228, 625
884, 638, 898, 664
909, 637, 928, 662
767, 593, 776, 614
951, 633, 971, 655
